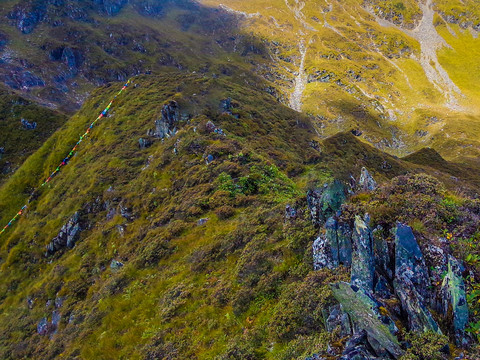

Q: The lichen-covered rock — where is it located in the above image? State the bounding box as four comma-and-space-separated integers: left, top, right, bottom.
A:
313, 216, 340, 270
307, 180, 346, 226
149, 100, 179, 139
351, 215, 374, 292
338, 330, 379, 360
337, 220, 352, 266
394, 223, 430, 301
285, 204, 297, 220
331, 282, 403, 359
110, 259, 124, 270
46, 212, 82, 256
373, 226, 392, 280
374, 275, 392, 299
441, 255, 469, 346
313, 234, 333, 270
357, 167, 377, 192
323, 304, 352, 337
394, 271, 441, 334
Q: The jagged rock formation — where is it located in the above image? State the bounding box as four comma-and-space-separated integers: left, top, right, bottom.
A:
307, 180, 346, 227
357, 167, 377, 192
45, 212, 82, 256
308, 169, 471, 358
442, 255, 469, 346
148, 101, 179, 139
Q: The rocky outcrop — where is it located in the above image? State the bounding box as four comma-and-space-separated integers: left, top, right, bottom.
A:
357, 167, 377, 192
351, 215, 375, 292
307, 180, 346, 226
441, 255, 469, 346
331, 282, 403, 359
21, 118, 37, 130
313, 217, 338, 270
8, 1, 47, 33
338, 330, 379, 360
309, 174, 471, 355
46, 212, 82, 256
148, 101, 179, 139
337, 220, 352, 267
394, 271, 441, 334
394, 223, 430, 301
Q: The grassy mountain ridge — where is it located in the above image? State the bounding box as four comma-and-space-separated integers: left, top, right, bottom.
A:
0, 72, 479, 358
0, 1, 480, 359
0, 86, 67, 184
0, 0, 479, 161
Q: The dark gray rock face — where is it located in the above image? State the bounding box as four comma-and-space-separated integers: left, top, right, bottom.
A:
339, 330, 378, 360
4, 69, 45, 90
97, 0, 128, 16
331, 282, 403, 359
337, 220, 352, 267
307, 180, 346, 226
351, 216, 374, 292
220, 97, 233, 114
21, 118, 37, 130
373, 226, 392, 280
394, 223, 430, 300
313, 217, 339, 270
324, 304, 352, 337
357, 167, 377, 192
138, 137, 153, 149
441, 255, 469, 346
49, 47, 84, 76
8, 2, 47, 33
149, 101, 179, 139
393, 223, 441, 333
0, 32, 8, 51
394, 271, 441, 334
46, 212, 82, 256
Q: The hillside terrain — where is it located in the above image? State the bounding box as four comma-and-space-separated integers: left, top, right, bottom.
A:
0, 1, 479, 360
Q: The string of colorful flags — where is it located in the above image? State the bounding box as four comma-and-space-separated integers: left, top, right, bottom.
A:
0, 79, 132, 237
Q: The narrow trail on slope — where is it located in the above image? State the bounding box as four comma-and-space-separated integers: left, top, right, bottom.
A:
367, 0, 463, 110
290, 39, 308, 112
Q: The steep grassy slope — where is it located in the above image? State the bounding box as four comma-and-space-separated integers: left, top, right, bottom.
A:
0, 87, 67, 184
0, 72, 479, 359
0, 0, 268, 110
1, 0, 479, 162
200, 0, 480, 160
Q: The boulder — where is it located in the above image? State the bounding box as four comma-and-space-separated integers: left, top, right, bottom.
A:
46, 212, 82, 256
351, 215, 374, 292
331, 282, 403, 359
313, 216, 339, 270
110, 259, 124, 270
323, 304, 352, 338
337, 220, 352, 266
394, 223, 430, 301
357, 167, 377, 192
313, 234, 333, 270
150, 101, 179, 139
394, 271, 441, 334
284, 204, 297, 220
441, 255, 469, 346
339, 330, 378, 360
307, 180, 346, 226
373, 226, 392, 280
